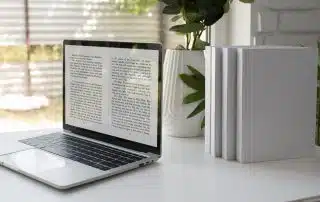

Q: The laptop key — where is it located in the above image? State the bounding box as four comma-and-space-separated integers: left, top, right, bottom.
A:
77, 158, 97, 167
94, 164, 111, 171
110, 160, 125, 167
103, 153, 119, 159
120, 153, 135, 158
68, 155, 82, 162
100, 155, 116, 162
117, 157, 135, 163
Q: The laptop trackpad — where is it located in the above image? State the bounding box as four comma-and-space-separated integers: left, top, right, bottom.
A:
0, 149, 67, 173
0, 149, 104, 189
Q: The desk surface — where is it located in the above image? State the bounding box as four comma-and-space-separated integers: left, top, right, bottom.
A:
0, 129, 320, 202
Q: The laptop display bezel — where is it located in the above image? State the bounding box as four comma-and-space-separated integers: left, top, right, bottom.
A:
62, 39, 162, 156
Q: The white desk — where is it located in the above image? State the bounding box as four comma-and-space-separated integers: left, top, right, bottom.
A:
0, 129, 320, 202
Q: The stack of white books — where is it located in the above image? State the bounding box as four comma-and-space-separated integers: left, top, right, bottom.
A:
204, 46, 318, 163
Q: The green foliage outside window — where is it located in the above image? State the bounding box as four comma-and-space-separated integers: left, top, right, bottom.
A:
0, 45, 62, 63
112, 0, 158, 14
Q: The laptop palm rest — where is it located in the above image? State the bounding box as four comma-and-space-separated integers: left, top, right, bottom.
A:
0, 140, 32, 155
0, 149, 104, 189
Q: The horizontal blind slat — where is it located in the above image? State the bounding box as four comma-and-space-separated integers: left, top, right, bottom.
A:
0, 0, 25, 45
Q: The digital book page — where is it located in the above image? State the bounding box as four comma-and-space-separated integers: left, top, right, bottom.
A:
64, 45, 159, 147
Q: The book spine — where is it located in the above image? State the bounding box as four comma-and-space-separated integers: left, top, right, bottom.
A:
222, 48, 237, 161
211, 48, 222, 157
204, 46, 211, 154
236, 49, 251, 163
236, 48, 244, 163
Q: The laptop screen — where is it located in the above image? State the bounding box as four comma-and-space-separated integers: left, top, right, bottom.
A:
64, 43, 159, 147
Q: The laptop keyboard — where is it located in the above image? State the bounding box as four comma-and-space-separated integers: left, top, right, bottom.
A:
20, 133, 147, 171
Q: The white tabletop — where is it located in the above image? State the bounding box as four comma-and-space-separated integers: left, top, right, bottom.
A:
1, 129, 320, 202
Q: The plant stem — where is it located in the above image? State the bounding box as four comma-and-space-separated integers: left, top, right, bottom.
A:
191, 31, 198, 50
190, 28, 206, 50
186, 33, 191, 50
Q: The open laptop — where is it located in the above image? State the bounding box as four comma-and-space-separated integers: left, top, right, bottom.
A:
0, 40, 162, 189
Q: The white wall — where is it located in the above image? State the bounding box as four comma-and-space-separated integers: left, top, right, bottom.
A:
229, 0, 252, 45
222, 0, 320, 47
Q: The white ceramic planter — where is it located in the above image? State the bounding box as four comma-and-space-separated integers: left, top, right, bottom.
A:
316, 145, 320, 157
162, 49, 205, 138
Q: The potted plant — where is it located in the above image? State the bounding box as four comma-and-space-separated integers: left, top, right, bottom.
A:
161, 0, 254, 137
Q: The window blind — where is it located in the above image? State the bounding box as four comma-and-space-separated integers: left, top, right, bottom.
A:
0, 0, 25, 45
28, 0, 161, 45
27, 0, 165, 97
0, 0, 184, 97
0, 0, 26, 96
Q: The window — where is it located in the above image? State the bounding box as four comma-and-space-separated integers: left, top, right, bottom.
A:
0, 0, 183, 132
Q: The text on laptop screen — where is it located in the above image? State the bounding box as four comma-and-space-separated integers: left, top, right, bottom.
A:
64, 45, 159, 147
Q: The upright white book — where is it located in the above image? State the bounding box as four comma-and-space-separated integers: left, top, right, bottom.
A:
222, 47, 237, 160
210, 47, 223, 157
236, 46, 318, 163
204, 46, 212, 154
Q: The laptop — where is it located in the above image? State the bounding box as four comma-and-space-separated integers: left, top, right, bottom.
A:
0, 40, 162, 189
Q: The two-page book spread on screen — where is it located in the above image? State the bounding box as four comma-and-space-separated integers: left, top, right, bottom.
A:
64, 44, 159, 147
205, 45, 318, 163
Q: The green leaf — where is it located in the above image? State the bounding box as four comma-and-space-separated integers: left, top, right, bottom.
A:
179, 74, 203, 90
197, 0, 228, 9
160, 0, 179, 6
163, 5, 180, 14
201, 117, 205, 129
239, 0, 254, 3
187, 65, 205, 81
171, 15, 182, 22
170, 23, 204, 33
184, 12, 204, 23
183, 91, 204, 104
203, 6, 225, 26
187, 100, 205, 118
175, 44, 186, 50
196, 0, 212, 9
192, 38, 210, 50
